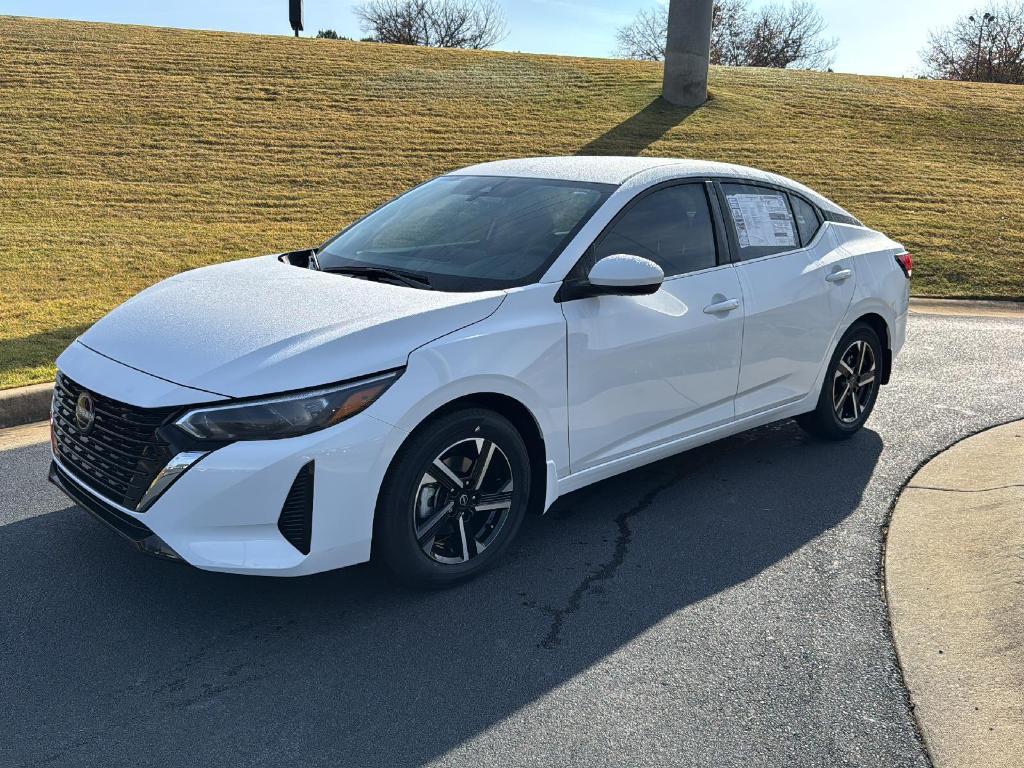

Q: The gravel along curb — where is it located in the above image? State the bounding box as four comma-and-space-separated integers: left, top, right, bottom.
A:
885, 420, 1024, 768
0, 383, 53, 429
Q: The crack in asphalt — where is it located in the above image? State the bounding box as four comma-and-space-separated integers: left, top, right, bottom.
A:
906, 483, 1024, 493
539, 472, 679, 650
534, 431, 771, 652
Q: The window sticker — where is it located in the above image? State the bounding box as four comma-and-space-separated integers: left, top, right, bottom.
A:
727, 193, 797, 249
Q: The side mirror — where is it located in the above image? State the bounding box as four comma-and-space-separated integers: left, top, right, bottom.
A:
561, 254, 664, 301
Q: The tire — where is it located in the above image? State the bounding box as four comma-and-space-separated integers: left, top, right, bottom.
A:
374, 408, 531, 588
796, 322, 883, 440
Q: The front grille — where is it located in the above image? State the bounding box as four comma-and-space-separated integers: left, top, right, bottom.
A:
51, 373, 178, 511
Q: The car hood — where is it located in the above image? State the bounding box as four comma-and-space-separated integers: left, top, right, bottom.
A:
76, 255, 505, 398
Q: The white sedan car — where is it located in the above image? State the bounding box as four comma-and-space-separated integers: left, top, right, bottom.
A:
49, 157, 911, 586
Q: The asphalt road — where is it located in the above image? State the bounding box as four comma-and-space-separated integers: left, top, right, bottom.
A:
2, 312, 1022, 768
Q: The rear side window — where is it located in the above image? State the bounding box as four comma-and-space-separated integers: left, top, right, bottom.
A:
789, 194, 822, 246
721, 183, 799, 261
592, 183, 718, 278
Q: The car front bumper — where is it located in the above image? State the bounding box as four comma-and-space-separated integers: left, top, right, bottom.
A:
50, 340, 413, 576
50, 407, 404, 576
49, 458, 184, 560
49, 343, 410, 576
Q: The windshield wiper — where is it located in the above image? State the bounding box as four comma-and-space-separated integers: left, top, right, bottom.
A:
320, 265, 431, 290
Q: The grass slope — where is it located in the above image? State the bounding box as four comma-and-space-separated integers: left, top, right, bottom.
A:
2, 16, 1022, 389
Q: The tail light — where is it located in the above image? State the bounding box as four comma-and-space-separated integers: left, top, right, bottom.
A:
895, 252, 912, 278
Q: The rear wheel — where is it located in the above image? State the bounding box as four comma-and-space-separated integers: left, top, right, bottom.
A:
374, 408, 530, 588
797, 323, 883, 440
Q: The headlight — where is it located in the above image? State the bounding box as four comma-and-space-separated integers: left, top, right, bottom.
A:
174, 370, 401, 442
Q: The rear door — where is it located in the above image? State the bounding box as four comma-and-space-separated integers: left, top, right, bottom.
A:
562, 181, 744, 472
718, 182, 856, 418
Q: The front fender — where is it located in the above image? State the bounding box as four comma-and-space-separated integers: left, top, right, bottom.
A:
368, 284, 570, 480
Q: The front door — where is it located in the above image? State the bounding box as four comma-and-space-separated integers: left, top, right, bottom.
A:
562, 182, 744, 473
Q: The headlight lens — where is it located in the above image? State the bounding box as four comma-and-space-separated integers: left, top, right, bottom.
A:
174, 370, 401, 442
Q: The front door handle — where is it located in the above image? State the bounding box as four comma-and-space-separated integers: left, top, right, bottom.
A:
825, 268, 853, 283
703, 298, 740, 314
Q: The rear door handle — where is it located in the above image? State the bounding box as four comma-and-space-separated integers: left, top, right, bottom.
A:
825, 268, 853, 283
703, 298, 740, 314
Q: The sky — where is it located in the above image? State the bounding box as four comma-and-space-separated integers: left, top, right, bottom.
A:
0, 0, 984, 77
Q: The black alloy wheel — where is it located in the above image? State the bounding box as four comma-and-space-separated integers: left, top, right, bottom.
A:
413, 437, 515, 564
797, 322, 883, 440
375, 408, 530, 587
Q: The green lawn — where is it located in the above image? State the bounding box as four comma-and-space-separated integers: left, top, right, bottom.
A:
2, 15, 1022, 389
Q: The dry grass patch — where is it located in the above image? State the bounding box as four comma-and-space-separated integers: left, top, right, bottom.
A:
2, 16, 1022, 388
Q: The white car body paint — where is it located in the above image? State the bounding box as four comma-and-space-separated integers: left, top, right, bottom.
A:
732, 225, 857, 417
563, 264, 744, 471
583, 253, 664, 289
56, 340, 229, 407
52, 157, 909, 576
77, 255, 505, 398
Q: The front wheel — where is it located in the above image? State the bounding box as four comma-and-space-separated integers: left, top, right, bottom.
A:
797, 323, 883, 440
374, 408, 531, 588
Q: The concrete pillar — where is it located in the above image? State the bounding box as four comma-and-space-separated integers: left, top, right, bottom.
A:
662, 0, 714, 107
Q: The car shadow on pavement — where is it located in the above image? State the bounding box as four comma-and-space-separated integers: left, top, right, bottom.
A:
0, 420, 882, 767
578, 97, 699, 156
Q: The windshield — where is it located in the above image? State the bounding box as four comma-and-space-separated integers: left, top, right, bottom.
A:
316, 175, 614, 291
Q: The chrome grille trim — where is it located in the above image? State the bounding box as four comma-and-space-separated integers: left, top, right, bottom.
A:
52, 453, 142, 518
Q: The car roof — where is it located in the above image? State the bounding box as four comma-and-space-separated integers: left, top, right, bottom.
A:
450, 156, 700, 185
448, 156, 847, 215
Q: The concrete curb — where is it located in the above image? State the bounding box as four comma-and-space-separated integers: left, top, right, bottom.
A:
885, 420, 1024, 768
0, 383, 53, 429
909, 297, 1024, 317
0, 298, 1019, 430
0, 420, 51, 450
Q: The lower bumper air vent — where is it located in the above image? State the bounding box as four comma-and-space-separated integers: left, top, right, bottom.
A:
50, 460, 156, 542
278, 462, 314, 555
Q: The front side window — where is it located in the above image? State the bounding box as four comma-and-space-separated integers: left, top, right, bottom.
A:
591, 184, 718, 278
316, 175, 614, 292
721, 183, 799, 261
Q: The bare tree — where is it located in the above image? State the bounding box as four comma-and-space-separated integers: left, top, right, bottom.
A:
615, 0, 836, 70
921, 3, 1024, 84
616, 6, 669, 61
617, 2, 747, 63
711, 0, 749, 66
354, 0, 508, 49
743, 2, 836, 69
